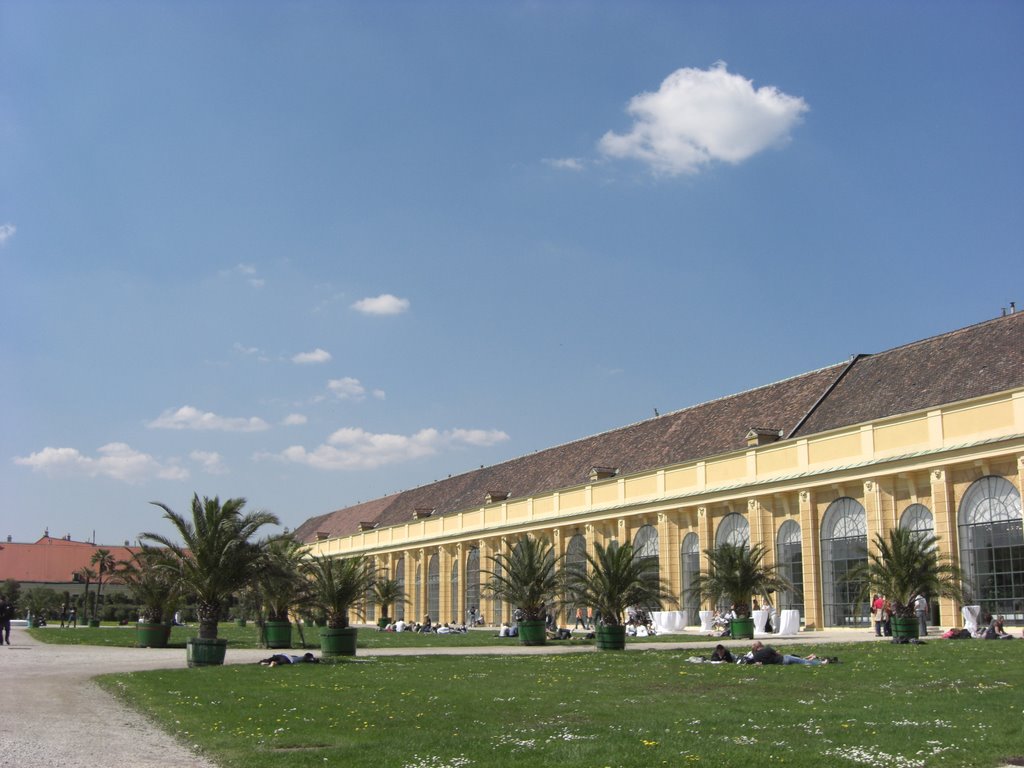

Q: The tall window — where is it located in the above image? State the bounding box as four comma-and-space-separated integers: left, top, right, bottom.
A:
900, 504, 935, 545
490, 558, 503, 625
958, 476, 1023, 620
427, 553, 440, 621
776, 520, 804, 615
820, 498, 868, 627
394, 557, 405, 621
450, 559, 459, 623
565, 534, 587, 617
465, 548, 480, 623
414, 560, 421, 622
632, 524, 660, 586
680, 532, 700, 622
715, 512, 750, 548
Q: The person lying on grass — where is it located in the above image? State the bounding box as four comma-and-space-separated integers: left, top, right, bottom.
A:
743, 640, 837, 666
259, 652, 320, 667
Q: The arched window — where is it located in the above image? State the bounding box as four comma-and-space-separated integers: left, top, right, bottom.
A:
715, 512, 750, 548
413, 560, 422, 622
776, 520, 803, 616
465, 548, 480, 623
450, 559, 459, 623
958, 476, 1023, 620
820, 498, 868, 627
680, 532, 700, 622
565, 534, 587, 616
490, 558, 503, 625
394, 557, 405, 621
900, 504, 935, 545
633, 524, 660, 586
427, 553, 440, 621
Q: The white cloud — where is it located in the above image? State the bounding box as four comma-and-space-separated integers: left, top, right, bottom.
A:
273, 426, 510, 471
544, 157, 585, 171
221, 263, 265, 288
14, 443, 188, 483
292, 348, 332, 365
148, 405, 270, 432
190, 450, 227, 475
282, 413, 308, 426
600, 61, 808, 176
351, 294, 410, 316
0, 223, 15, 245
327, 377, 368, 401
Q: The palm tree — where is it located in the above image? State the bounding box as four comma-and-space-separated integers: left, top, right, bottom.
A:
482, 535, 561, 623
141, 494, 280, 640
849, 527, 966, 619
90, 548, 116, 620
564, 541, 674, 627
372, 577, 405, 623
302, 555, 377, 629
73, 566, 96, 623
258, 536, 308, 623
117, 548, 178, 624
687, 542, 791, 619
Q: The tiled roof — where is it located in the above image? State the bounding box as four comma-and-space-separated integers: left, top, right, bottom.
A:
0, 536, 138, 584
294, 313, 1024, 544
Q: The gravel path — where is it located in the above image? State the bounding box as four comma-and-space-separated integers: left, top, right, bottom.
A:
0, 623, 897, 767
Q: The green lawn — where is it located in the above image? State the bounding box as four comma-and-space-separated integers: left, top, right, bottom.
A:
29, 623, 710, 649
98, 640, 1024, 768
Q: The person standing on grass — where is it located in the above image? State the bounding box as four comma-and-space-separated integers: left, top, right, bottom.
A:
914, 593, 929, 637
0, 594, 13, 645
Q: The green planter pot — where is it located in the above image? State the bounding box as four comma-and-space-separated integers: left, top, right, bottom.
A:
264, 620, 293, 649
88, 619, 101, 628
319, 626, 358, 659
892, 616, 919, 640
136, 622, 171, 648
595, 624, 627, 651
186, 637, 228, 667
730, 617, 755, 639
517, 619, 547, 646
235, 618, 247, 628
377, 617, 391, 629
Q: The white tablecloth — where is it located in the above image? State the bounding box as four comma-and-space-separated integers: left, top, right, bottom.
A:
776, 609, 800, 635
962, 605, 981, 632
699, 610, 715, 632
651, 610, 687, 633
752, 609, 769, 633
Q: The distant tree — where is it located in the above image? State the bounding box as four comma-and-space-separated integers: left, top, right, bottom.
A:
73, 566, 97, 622
24, 587, 60, 626
1, 578, 21, 610
90, 548, 117, 613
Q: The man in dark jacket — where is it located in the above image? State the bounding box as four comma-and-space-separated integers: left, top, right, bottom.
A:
0, 594, 15, 645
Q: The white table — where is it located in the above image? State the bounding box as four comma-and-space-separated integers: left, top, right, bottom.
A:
776, 609, 800, 635
961, 605, 981, 633
752, 609, 770, 634
651, 610, 687, 633
699, 610, 715, 632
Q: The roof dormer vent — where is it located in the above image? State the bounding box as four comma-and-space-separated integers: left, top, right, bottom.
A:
315, 531, 330, 541
589, 466, 619, 481
485, 491, 510, 504
745, 428, 782, 447
358, 521, 378, 532
413, 507, 434, 520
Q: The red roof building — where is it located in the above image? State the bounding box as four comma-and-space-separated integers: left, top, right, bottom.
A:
0, 535, 139, 587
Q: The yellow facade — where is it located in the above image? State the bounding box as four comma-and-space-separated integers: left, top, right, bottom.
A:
306, 390, 1024, 630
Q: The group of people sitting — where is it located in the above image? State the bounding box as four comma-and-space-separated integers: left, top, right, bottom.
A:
381, 616, 469, 634
942, 613, 1019, 640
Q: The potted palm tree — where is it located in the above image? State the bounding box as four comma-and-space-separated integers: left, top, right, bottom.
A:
303, 554, 377, 659
482, 535, 561, 646
257, 536, 307, 649
73, 566, 96, 626
372, 577, 405, 629
688, 543, 791, 639
141, 494, 280, 667
118, 547, 179, 647
850, 527, 966, 640
564, 541, 674, 650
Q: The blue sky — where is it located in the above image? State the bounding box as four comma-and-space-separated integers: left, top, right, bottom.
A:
3, 1, 1023, 546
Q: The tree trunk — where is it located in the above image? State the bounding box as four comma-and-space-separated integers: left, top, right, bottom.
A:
197, 600, 221, 639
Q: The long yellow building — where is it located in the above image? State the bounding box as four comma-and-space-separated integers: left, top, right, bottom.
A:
295, 313, 1024, 631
